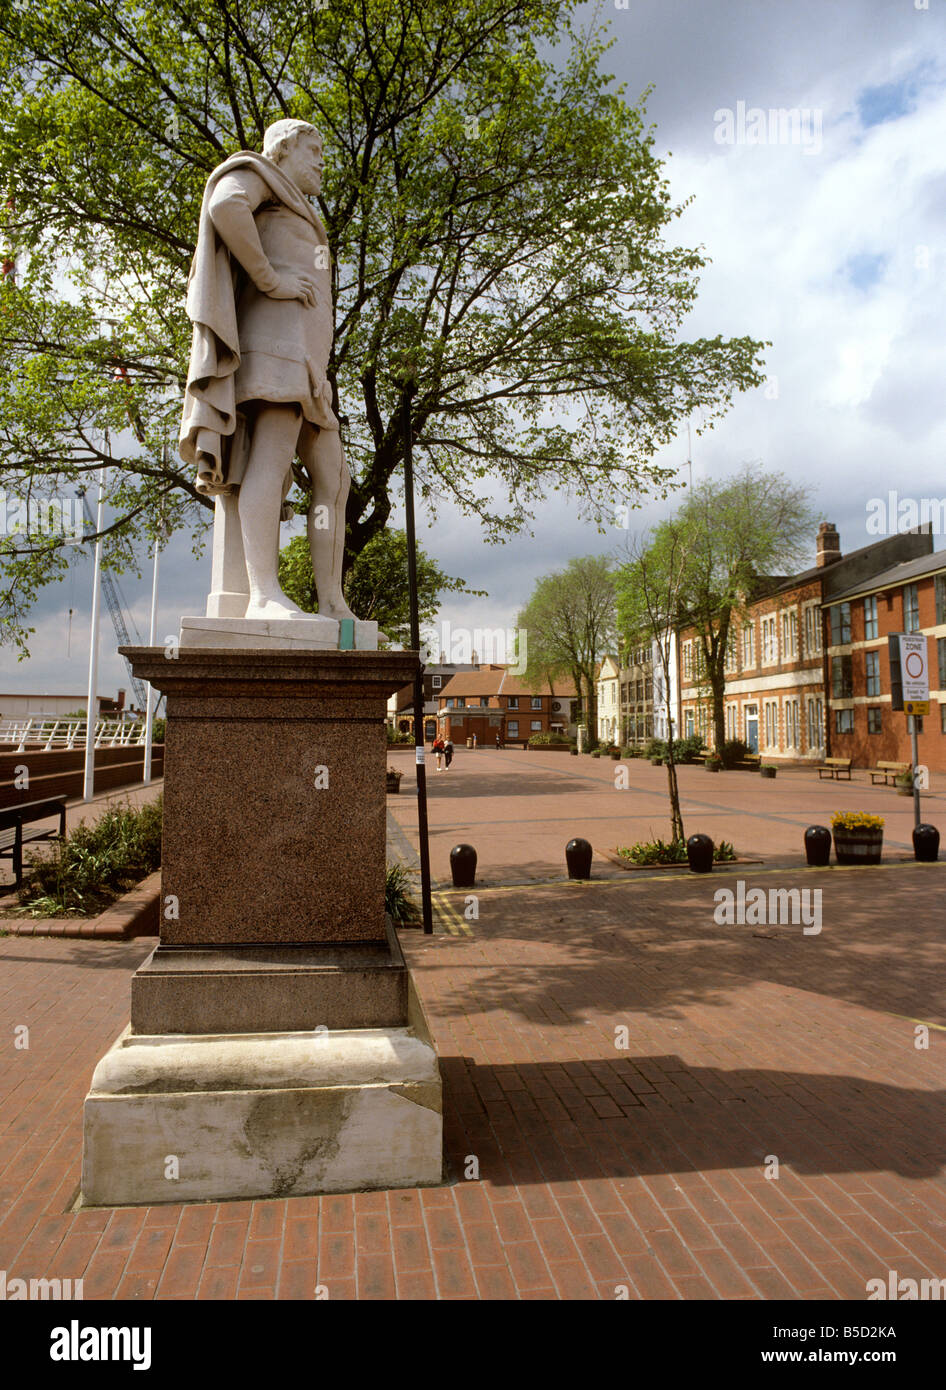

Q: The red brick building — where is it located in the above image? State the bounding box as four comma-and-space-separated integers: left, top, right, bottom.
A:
823, 547, 946, 774
436, 666, 578, 746
678, 522, 937, 764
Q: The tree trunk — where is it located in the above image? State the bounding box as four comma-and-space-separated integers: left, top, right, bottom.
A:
710, 667, 726, 753
665, 754, 685, 843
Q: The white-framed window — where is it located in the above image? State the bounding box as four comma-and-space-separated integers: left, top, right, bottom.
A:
784, 697, 800, 749
762, 616, 778, 664
508, 696, 519, 709
531, 696, 542, 709
835, 708, 854, 735
683, 642, 693, 680
764, 699, 778, 748
865, 649, 880, 697
724, 631, 738, 671
685, 708, 694, 737
804, 604, 822, 656
904, 584, 920, 633
864, 595, 878, 641
507, 720, 518, 737
431, 675, 442, 689
725, 704, 738, 739
743, 623, 755, 667
781, 610, 798, 661
806, 696, 824, 749
530, 719, 542, 731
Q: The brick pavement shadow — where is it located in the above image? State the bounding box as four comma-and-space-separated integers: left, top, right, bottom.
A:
440, 1057, 945, 1181
425, 870, 946, 1027
0, 939, 155, 969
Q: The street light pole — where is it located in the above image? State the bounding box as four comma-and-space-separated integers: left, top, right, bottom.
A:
401, 378, 434, 935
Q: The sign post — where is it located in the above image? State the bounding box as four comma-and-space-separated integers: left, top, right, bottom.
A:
889, 633, 929, 829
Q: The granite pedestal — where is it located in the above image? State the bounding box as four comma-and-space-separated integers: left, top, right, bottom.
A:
80, 645, 443, 1206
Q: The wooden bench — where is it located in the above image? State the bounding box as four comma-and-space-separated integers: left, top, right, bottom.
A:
0, 796, 67, 889
818, 757, 852, 781
870, 760, 911, 786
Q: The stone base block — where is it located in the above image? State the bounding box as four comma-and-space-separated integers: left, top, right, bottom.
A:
180, 615, 379, 651
81, 986, 442, 1206
130, 920, 410, 1035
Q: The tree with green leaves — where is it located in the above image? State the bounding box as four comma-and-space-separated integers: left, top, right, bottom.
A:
518, 554, 616, 743
278, 526, 481, 646
623, 463, 816, 754
615, 526, 692, 841
0, 0, 765, 652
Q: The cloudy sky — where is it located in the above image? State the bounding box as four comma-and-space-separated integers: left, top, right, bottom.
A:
4, 0, 945, 698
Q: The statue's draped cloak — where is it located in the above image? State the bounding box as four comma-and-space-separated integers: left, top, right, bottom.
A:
179, 151, 337, 497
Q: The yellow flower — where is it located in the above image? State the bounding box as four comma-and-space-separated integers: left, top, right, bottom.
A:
831, 812, 884, 830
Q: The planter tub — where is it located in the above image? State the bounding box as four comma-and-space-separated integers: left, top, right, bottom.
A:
833, 827, 883, 865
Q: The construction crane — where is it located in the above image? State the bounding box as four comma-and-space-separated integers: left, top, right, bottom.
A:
77, 489, 150, 714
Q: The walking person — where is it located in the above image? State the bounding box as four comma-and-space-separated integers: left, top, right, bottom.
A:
432, 735, 445, 771
444, 738, 454, 770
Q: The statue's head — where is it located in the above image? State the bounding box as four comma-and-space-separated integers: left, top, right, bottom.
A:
262, 119, 324, 196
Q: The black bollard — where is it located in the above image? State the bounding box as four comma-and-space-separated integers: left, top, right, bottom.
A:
913, 824, 940, 863
686, 833, 714, 873
804, 825, 832, 867
450, 844, 477, 888
565, 837, 593, 879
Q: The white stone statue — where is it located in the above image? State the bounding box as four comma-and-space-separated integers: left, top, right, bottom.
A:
180, 119, 357, 625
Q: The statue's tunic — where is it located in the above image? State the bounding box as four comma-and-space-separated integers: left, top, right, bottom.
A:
179, 151, 337, 499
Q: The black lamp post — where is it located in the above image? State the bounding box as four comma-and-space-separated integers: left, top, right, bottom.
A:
401, 374, 433, 935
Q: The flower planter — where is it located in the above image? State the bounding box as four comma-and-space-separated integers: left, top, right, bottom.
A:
650, 757, 663, 766
705, 760, 721, 773
833, 827, 883, 865
896, 778, 913, 797
385, 773, 402, 795
760, 766, 776, 780
609, 749, 621, 760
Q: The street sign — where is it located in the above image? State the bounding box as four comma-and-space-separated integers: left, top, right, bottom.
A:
905, 700, 929, 716
899, 634, 930, 703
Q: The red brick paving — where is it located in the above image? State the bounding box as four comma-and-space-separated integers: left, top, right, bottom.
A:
0, 754, 944, 1299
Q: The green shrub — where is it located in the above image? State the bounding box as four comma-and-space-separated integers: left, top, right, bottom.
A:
619, 836, 688, 865
721, 739, 749, 768
644, 737, 666, 760
618, 835, 738, 865
528, 731, 570, 746
385, 863, 421, 924
19, 796, 163, 917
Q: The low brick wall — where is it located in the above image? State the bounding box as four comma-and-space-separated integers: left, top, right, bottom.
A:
0, 871, 161, 939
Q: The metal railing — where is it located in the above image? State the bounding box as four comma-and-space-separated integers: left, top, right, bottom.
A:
0, 717, 150, 752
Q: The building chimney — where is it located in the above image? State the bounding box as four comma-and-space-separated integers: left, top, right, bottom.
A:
816, 522, 841, 568
116, 688, 125, 711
